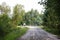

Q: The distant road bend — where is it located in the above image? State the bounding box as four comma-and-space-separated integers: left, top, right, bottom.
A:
17, 26, 60, 40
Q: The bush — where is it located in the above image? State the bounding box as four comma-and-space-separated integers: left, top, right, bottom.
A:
43, 27, 60, 35
0, 14, 17, 39
4, 27, 28, 40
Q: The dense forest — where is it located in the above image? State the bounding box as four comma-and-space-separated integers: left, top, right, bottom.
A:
38, 0, 60, 35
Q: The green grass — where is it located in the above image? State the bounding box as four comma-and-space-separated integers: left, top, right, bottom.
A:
39, 25, 44, 28
4, 27, 28, 40
43, 27, 60, 35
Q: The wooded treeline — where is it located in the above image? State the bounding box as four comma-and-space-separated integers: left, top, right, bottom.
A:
39, 0, 60, 35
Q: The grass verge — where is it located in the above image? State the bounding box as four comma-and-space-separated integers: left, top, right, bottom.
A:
4, 27, 28, 40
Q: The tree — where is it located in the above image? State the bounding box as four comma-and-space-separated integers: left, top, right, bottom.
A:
12, 4, 25, 26
0, 2, 13, 37
39, 0, 60, 35
0, 2, 10, 14
24, 9, 42, 26
0, 14, 11, 36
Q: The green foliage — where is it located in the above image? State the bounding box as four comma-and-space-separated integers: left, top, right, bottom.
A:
0, 2, 10, 14
4, 27, 28, 40
0, 2, 18, 39
43, 27, 59, 35
12, 4, 25, 26
0, 3, 12, 37
39, 0, 60, 35
0, 3, 26, 40
0, 14, 11, 36
0, 2, 28, 40
24, 9, 42, 26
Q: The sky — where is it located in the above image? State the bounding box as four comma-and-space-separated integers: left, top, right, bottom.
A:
0, 0, 44, 13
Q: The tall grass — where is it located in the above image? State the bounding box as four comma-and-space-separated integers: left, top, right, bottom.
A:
4, 27, 28, 40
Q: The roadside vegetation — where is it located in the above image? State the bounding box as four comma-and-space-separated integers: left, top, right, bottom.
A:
4, 27, 28, 40
38, 0, 60, 36
0, 2, 28, 40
